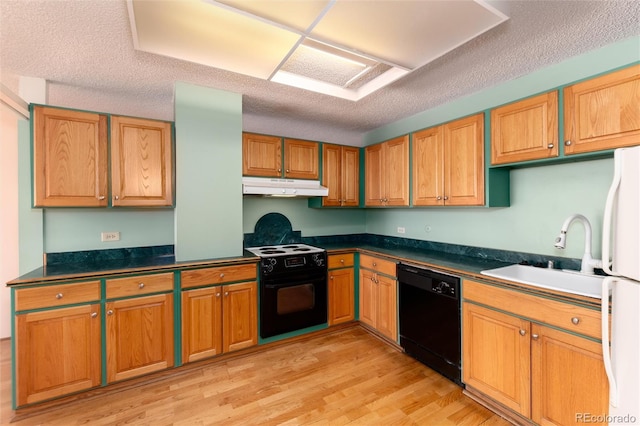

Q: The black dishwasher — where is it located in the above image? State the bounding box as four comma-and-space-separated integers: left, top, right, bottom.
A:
397, 263, 462, 386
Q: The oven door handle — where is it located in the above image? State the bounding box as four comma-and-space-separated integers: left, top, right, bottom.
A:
263, 279, 325, 290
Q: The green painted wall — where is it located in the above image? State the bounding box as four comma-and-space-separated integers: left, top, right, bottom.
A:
243, 197, 366, 238
174, 82, 244, 261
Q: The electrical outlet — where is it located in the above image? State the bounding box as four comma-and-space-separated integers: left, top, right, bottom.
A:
101, 232, 120, 242
397, 227, 406, 234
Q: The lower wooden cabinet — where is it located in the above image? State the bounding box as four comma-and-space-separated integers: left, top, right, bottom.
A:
359, 255, 398, 342
15, 304, 101, 406
328, 257, 355, 326
462, 279, 608, 425
106, 293, 174, 383
182, 281, 257, 363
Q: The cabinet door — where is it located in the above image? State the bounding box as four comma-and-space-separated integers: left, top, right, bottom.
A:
413, 126, 445, 206
242, 133, 282, 177
32, 106, 108, 207
182, 287, 223, 363
445, 113, 485, 206
376, 274, 397, 341
15, 304, 101, 406
359, 269, 377, 328
322, 143, 342, 207
462, 303, 531, 417
531, 324, 609, 426
490, 91, 558, 165
384, 135, 410, 206
328, 268, 355, 325
106, 293, 174, 382
364, 143, 384, 206
222, 282, 257, 353
564, 65, 640, 154
341, 146, 360, 207
110, 116, 173, 206
284, 139, 319, 180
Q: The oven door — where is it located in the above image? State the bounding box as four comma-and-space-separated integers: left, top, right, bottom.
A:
260, 272, 327, 338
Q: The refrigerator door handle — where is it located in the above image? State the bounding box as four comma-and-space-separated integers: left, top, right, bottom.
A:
602, 152, 622, 276
602, 276, 618, 407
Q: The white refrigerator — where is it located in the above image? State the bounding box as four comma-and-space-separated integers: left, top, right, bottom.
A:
601, 145, 640, 425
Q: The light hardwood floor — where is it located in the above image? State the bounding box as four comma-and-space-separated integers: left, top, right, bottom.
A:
1, 326, 509, 425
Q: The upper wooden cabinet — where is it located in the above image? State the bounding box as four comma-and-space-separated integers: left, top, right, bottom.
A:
32, 105, 174, 207
322, 143, 360, 207
32, 106, 109, 207
490, 91, 558, 165
364, 135, 409, 207
110, 116, 174, 207
413, 113, 485, 206
242, 133, 319, 179
242, 133, 282, 177
564, 64, 640, 155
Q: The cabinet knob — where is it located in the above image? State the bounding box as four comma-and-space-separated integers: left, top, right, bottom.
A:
55, 293, 63, 300
519, 329, 526, 336
278, 168, 282, 173
98, 195, 105, 200
373, 262, 377, 267
443, 196, 449, 201
547, 143, 554, 149
340, 259, 344, 263
532, 333, 539, 340
571, 317, 580, 325
286, 169, 290, 173
436, 196, 442, 201
138, 283, 145, 289
114, 195, 119, 200
224, 291, 229, 297
107, 310, 114, 316
216, 292, 221, 297
330, 276, 334, 280
565, 140, 572, 146
91, 312, 98, 318
220, 273, 225, 278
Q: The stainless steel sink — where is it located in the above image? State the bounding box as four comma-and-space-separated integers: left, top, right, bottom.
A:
480, 264, 604, 298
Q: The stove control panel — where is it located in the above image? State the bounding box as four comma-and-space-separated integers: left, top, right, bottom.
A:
260, 251, 327, 276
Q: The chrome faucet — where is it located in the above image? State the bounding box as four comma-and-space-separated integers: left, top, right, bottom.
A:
554, 214, 602, 274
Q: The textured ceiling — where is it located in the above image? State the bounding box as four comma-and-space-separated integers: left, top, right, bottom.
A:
1, 1, 639, 146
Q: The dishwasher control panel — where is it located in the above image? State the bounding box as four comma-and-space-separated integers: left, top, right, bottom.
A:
432, 280, 456, 297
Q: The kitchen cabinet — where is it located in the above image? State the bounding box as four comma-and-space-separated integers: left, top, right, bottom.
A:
322, 144, 360, 207
32, 105, 108, 207
14, 280, 101, 407
564, 64, 640, 155
327, 253, 355, 325
110, 115, 174, 206
242, 132, 319, 179
105, 272, 175, 383
490, 91, 558, 165
32, 105, 174, 207
181, 264, 257, 363
413, 113, 485, 206
359, 254, 397, 341
364, 135, 409, 207
462, 279, 608, 424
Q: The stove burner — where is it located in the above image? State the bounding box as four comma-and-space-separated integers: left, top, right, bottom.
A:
293, 248, 311, 252
261, 250, 286, 254
281, 245, 300, 249
259, 247, 278, 251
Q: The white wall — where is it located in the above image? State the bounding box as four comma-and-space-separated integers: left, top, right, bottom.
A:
0, 102, 23, 338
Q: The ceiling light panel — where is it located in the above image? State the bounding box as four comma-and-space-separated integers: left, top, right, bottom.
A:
281, 44, 367, 87
213, 0, 332, 32
131, 0, 301, 79
310, 0, 508, 69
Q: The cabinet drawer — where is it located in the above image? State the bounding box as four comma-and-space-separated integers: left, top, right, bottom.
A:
106, 272, 174, 299
328, 253, 354, 269
359, 254, 396, 277
463, 279, 602, 340
15, 281, 101, 311
181, 264, 257, 289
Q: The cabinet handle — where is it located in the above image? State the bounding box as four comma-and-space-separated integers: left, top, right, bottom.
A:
519, 329, 526, 336
571, 317, 580, 325
286, 169, 290, 173
55, 293, 63, 300
547, 143, 554, 149
138, 283, 145, 289
373, 262, 377, 267
114, 195, 119, 200
224, 291, 229, 297
91, 312, 98, 318
565, 140, 572, 146
98, 195, 105, 200
532, 334, 539, 340
330, 276, 334, 280
278, 168, 282, 173
436, 196, 442, 201
107, 310, 114, 316
216, 292, 221, 297
220, 273, 225, 278
443, 196, 449, 201
340, 259, 344, 263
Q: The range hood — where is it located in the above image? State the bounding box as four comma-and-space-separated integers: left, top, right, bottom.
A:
242, 177, 329, 197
